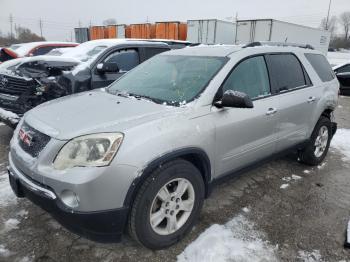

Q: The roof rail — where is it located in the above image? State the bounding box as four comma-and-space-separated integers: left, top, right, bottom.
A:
243, 41, 315, 50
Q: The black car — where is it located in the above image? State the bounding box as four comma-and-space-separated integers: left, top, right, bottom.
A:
0, 39, 181, 127
333, 62, 350, 95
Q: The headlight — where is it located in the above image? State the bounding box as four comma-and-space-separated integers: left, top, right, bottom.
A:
53, 133, 123, 170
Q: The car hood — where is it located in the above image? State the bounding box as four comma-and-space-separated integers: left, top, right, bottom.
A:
0, 56, 80, 78
24, 90, 186, 140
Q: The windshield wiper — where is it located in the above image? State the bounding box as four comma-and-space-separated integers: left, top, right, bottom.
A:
127, 93, 165, 104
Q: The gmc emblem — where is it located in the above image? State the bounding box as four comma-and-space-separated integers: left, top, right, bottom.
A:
19, 128, 33, 146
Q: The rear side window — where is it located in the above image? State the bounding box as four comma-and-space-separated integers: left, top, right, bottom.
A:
31, 46, 57, 56
305, 53, 334, 82
104, 49, 140, 72
222, 56, 271, 99
266, 54, 306, 93
144, 48, 168, 60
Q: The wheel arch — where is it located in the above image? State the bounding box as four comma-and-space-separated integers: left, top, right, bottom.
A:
123, 147, 212, 208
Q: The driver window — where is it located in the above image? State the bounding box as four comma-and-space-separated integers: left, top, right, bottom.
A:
222, 56, 271, 99
103, 49, 140, 72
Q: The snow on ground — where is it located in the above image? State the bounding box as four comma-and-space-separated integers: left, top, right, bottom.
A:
177, 214, 278, 262
303, 170, 311, 174
297, 250, 323, 262
0, 108, 20, 125
0, 171, 17, 207
331, 129, 350, 162
0, 218, 20, 234
0, 244, 11, 258
280, 184, 289, 189
0, 122, 4, 126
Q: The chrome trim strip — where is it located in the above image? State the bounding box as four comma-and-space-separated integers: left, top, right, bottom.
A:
8, 156, 57, 200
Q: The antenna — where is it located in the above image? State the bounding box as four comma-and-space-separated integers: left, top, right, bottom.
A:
39, 18, 43, 38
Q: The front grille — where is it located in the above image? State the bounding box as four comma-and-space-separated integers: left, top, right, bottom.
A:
0, 74, 37, 95
18, 122, 51, 157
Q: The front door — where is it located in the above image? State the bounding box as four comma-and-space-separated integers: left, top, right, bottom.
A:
214, 55, 278, 176
91, 48, 140, 89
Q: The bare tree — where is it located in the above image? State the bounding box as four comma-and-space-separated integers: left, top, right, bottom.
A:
102, 18, 117, 26
339, 11, 350, 40
320, 16, 337, 38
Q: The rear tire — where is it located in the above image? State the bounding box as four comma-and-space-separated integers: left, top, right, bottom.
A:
300, 116, 332, 166
129, 159, 205, 249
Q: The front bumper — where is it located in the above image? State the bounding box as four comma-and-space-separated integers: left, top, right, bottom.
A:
7, 164, 129, 243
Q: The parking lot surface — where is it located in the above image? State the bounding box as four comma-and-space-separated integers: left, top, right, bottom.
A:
1, 97, 350, 262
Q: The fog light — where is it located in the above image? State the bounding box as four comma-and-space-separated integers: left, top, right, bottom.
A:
60, 190, 79, 208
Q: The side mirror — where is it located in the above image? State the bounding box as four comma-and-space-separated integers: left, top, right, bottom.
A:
214, 90, 254, 108
96, 62, 119, 73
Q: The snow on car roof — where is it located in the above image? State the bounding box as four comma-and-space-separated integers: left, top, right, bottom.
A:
165, 45, 243, 57
8, 41, 78, 57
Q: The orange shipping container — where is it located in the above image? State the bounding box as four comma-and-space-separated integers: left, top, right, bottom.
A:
125, 25, 131, 38
104, 25, 117, 38
129, 23, 153, 39
90, 26, 105, 40
155, 22, 187, 40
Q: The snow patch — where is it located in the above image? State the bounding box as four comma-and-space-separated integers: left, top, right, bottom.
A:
317, 162, 327, 169
0, 108, 19, 125
297, 250, 323, 262
303, 170, 311, 174
0, 171, 17, 207
242, 207, 250, 213
177, 214, 277, 262
280, 184, 289, 189
0, 244, 11, 257
291, 174, 302, 180
331, 129, 350, 161
0, 218, 20, 234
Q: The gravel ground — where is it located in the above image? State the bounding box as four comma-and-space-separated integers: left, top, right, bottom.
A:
0, 97, 350, 262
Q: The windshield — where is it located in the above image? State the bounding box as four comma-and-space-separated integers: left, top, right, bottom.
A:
60, 43, 108, 62
108, 55, 227, 105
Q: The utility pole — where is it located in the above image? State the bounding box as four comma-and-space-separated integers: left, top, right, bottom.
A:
325, 0, 332, 30
39, 18, 43, 37
9, 14, 13, 40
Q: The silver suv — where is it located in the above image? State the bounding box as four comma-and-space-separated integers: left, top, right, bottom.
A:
8, 43, 339, 249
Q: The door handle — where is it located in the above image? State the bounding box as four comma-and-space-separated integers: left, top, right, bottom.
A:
307, 96, 316, 103
266, 108, 277, 115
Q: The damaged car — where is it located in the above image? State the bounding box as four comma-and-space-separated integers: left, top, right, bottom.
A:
0, 41, 78, 63
0, 39, 172, 127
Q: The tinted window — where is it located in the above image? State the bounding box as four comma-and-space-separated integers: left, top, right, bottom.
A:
267, 54, 306, 92
305, 53, 334, 82
336, 64, 350, 74
222, 56, 270, 99
144, 48, 168, 60
104, 49, 139, 72
32, 46, 57, 56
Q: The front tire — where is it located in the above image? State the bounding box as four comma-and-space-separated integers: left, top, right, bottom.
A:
129, 159, 205, 249
300, 116, 332, 166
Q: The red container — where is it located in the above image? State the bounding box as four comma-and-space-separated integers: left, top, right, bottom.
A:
89, 26, 105, 40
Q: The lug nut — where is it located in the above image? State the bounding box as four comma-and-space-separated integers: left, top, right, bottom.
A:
170, 210, 174, 215
165, 209, 169, 214
176, 205, 179, 209
165, 202, 169, 207
176, 198, 180, 203
171, 196, 175, 201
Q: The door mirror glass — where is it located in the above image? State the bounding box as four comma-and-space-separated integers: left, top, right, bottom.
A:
215, 90, 254, 108
96, 62, 119, 73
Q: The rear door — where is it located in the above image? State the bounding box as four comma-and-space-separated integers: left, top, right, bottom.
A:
265, 53, 317, 152
91, 48, 140, 89
214, 55, 278, 176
